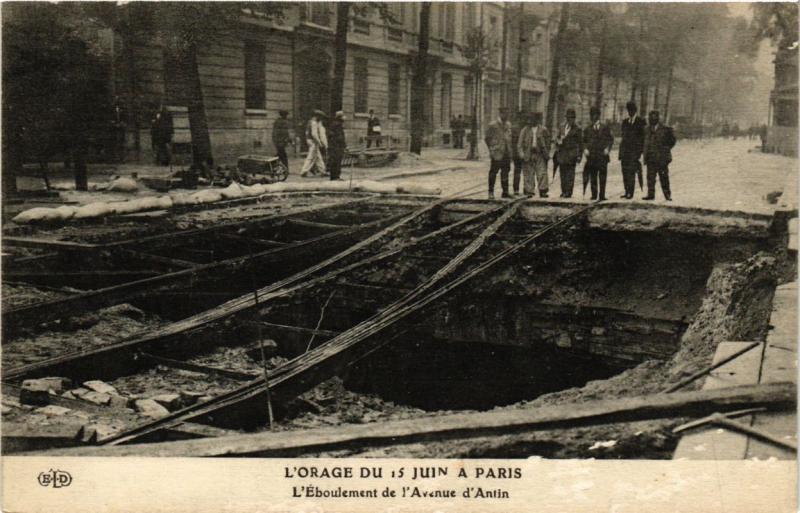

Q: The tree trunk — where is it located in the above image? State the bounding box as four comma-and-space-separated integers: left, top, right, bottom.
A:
663, 63, 675, 123
612, 78, 620, 122
630, 14, 644, 101
468, 71, 480, 160
515, 2, 524, 112
545, 3, 570, 132
639, 80, 648, 114
690, 84, 698, 123
330, 2, 350, 115
499, 3, 507, 109
410, 2, 431, 155
182, 42, 213, 168
73, 143, 88, 191
653, 80, 660, 112
594, 24, 606, 111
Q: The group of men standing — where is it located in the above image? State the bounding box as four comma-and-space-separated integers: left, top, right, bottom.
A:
290, 109, 347, 181
485, 101, 676, 201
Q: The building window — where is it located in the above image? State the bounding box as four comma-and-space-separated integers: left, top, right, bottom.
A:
354, 57, 369, 113
440, 73, 452, 126
521, 90, 541, 113
388, 3, 404, 24
353, 17, 370, 34
244, 42, 266, 110
304, 2, 332, 27
388, 27, 403, 42
388, 63, 401, 115
444, 4, 455, 41
462, 4, 476, 43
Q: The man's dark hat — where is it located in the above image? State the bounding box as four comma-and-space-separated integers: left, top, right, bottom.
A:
279, 110, 289, 116
625, 101, 637, 111
313, 109, 326, 117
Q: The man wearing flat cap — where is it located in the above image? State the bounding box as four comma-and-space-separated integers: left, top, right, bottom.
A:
484, 107, 513, 199
301, 110, 328, 177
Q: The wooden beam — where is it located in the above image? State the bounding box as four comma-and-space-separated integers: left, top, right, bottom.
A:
137, 353, 258, 381
116, 249, 199, 269
31, 382, 796, 457
217, 234, 287, 249
251, 321, 340, 339
287, 218, 350, 231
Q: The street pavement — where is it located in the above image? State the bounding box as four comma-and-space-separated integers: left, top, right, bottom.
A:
14, 138, 796, 217
382, 138, 797, 215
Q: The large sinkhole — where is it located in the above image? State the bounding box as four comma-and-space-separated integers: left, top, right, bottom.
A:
343, 338, 622, 411
264, 224, 777, 414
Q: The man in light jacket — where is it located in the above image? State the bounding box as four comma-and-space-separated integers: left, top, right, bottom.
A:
517, 112, 551, 197
300, 110, 328, 177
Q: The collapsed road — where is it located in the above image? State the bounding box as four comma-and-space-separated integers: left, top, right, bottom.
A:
2, 190, 794, 458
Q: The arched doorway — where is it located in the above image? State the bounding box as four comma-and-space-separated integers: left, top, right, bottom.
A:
294, 46, 331, 150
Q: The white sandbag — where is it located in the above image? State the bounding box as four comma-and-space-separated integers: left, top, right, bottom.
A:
12, 207, 61, 224
54, 205, 77, 220
74, 202, 113, 219
395, 184, 441, 196
352, 180, 396, 194
108, 200, 141, 215
190, 189, 223, 204
137, 196, 162, 210
157, 195, 173, 209
170, 192, 194, 206
107, 177, 139, 192
241, 183, 267, 197
220, 182, 245, 199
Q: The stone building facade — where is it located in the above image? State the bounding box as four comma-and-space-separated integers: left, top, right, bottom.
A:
112, 2, 556, 164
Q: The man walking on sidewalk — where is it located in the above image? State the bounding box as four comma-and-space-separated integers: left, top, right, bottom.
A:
582, 106, 614, 201
554, 108, 582, 198
300, 110, 328, 177
618, 101, 646, 199
643, 110, 676, 201
518, 112, 551, 197
485, 107, 513, 199
366, 109, 382, 148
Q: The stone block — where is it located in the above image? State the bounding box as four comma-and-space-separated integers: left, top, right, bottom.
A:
151, 394, 182, 411
68, 387, 90, 398
179, 391, 205, 406
134, 399, 170, 418
108, 395, 131, 410
82, 380, 119, 396
20, 380, 52, 406
82, 391, 112, 406
34, 405, 72, 416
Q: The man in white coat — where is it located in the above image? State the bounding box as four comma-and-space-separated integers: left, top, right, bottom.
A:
301, 110, 328, 177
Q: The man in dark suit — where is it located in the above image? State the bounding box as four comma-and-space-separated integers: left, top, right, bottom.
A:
618, 101, 646, 199
582, 106, 614, 201
510, 111, 524, 196
554, 108, 582, 198
643, 110, 676, 201
272, 110, 291, 171
484, 107, 513, 199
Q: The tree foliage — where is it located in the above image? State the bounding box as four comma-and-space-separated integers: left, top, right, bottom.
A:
750, 2, 798, 48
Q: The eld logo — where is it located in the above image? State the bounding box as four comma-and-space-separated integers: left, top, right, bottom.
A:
37, 469, 72, 488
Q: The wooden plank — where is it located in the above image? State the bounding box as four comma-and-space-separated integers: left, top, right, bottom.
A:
116, 249, 199, 270
3, 237, 98, 250
673, 342, 766, 460
138, 353, 258, 381
34, 382, 796, 457
3, 422, 85, 454
217, 234, 287, 249
254, 321, 339, 338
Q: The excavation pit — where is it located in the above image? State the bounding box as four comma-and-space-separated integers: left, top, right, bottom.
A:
1, 197, 789, 457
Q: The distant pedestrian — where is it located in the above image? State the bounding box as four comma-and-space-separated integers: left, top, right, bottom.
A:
366, 109, 382, 148
300, 110, 328, 177
150, 103, 173, 166
272, 110, 291, 171
582, 106, 613, 201
643, 110, 676, 201
554, 108, 582, 198
618, 101, 646, 199
327, 111, 346, 181
455, 115, 465, 148
518, 112, 551, 198
111, 96, 127, 163
484, 107, 513, 199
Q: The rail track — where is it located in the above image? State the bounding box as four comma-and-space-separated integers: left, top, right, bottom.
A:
3, 184, 598, 446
